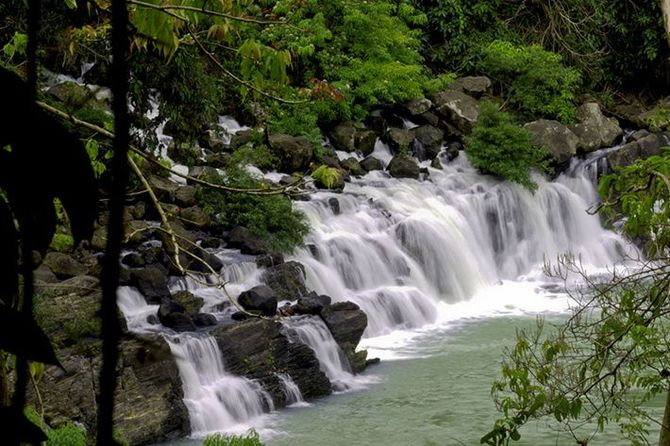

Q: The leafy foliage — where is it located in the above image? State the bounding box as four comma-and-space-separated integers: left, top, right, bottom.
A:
203, 430, 265, 446
466, 102, 551, 191
311, 165, 343, 190
197, 167, 308, 253
25, 406, 87, 446
478, 41, 581, 122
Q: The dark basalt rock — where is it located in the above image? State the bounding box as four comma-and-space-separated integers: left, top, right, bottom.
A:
261, 261, 308, 301
131, 266, 170, 303
238, 285, 278, 317
329, 121, 356, 152
294, 293, 332, 315
360, 156, 383, 172
256, 253, 284, 268
227, 226, 269, 255
212, 319, 332, 405
268, 133, 314, 172
158, 302, 197, 332
192, 313, 217, 327
43, 252, 88, 279
171, 290, 204, 314
387, 155, 420, 179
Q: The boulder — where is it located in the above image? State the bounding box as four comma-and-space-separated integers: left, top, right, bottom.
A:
294, 293, 332, 316
124, 220, 153, 245
385, 128, 414, 152
446, 141, 462, 161
188, 251, 223, 274
192, 313, 217, 327
238, 285, 278, 317
122, 252, 145, 268
157, 219, 197, 255
171, 290, 204, 314
433, 90, 480, 134
607, 133, 664, 171
340, 157, 365, 176
261, 261, 308, 301
320, 301, 368, 373
188, 165, 221, 182
158, 302, 196, 332
256, 253, 284, 268
180, 206, 211, 229
268, 133, 314, 172
450, 76, 492, 98
569, 103, 623, 153
355, 129, 377, 156
174, 185, 197, 207
430, 158, 443, 170
130, 266, 170, 303
199, 128, 226, 152
148, 175, 179, 203
34, 264, 58, 283
230, 129, 254, 150
212, 319, 331, 405
43, 252, 88, 279
523, 119, 579, 165
412, 125, 444, 161
329, 121, 356, 152
328, 197, 341, 215
637, 97, 670, 131
403, 98, 433, 116
387, 155, 420, 179
227, 226, 269, 255
360, 156, 384, 172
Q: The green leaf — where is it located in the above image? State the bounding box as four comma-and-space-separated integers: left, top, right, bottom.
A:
65, 0, 77, 10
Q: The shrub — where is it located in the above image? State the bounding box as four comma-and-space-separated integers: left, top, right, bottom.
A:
466, 101, 551, 190
203, 430, 265, 446
477, 40, 581, 123
311, 165, 343, 190
24, 407, 87, 446
197, 167, 309, 253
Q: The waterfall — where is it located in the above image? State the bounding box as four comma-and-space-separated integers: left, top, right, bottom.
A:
166, 335, 273, 436
293, 151, 635, 338
275, 373, 306, 407
282, 316, 356, 391
117, 284, 272, 436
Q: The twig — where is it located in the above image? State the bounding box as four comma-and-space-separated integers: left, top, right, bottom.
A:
128, 0, 284, 25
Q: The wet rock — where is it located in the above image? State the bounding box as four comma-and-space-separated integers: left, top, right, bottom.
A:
329, 121, 356, 152
355, 129, 377, 156
268, 133, 314, 172
523, 119, 579, 165
230, 129, 253, 150
433, 90, 480, 134
188, 165, 221, 182
199, 128, 226, 152
385, 128, 414, 152
446, 141, 462, 161
124, 220, 153, 246
238, 285, 278, 317
320, 301, 368, 373
130, 266, 170, 303
157, 219, 197, 255
227, 226, 269, 255
413, 125, 444, 161
148, 175, 179, 203
171, 290, 204, 314
158, 302, 196, 332
34, 264, 59, 283
431, 157, 443, 169
212, 319, 332, 404
360, 156, 384, 172
387, 155, 420, 179
256, 253, 284, 268
192, 313, 217, 327
340, 157, 365, 176
328, 197, 341, 215
294, 293, 332, 316
200, 237, 221, 249
607, 133, 664, 170
43, 252, 88, 279
261, 261, 308, 301
188, 250, 223, 274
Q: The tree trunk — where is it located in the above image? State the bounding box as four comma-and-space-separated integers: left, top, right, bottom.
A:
662, 0, 670, 46
660, 386, 670, 446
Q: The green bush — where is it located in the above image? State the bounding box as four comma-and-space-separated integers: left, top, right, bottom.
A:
24, 407, 87, 446
311, 165, 343, 190
478, 40, 581, 122
203, 430, 265, 446
466, 101, 551, 190
197, 167, 308, 253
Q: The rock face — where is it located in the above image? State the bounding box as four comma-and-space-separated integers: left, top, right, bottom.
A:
329, 121, 356, 152
238, 285, 278, 317
261, 261, 308, 300
433, 90, 480, 134
570, 103, 623, 153
30, 334, 189, 445
387, 155, 420, 179
412, 125, 444, 161
212, 319, 332, 406
523, 119, 579, 165
320, 302, 368, 373
268, 133, 314, 172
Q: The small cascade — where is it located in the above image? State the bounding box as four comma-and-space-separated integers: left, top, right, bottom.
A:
275, 373, 306, 406
166, 335, 273, 436
117, 284, 273, 436
282, 316, 356, 391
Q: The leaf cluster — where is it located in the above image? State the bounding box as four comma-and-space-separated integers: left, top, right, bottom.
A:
466, 101, 551, 191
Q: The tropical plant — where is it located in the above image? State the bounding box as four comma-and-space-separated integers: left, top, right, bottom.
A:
203, 430, 265, 446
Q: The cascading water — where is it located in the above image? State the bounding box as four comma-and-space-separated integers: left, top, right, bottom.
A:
282, 316, 357, 391
292, 149, 635, 340
275, 373, 306, 406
